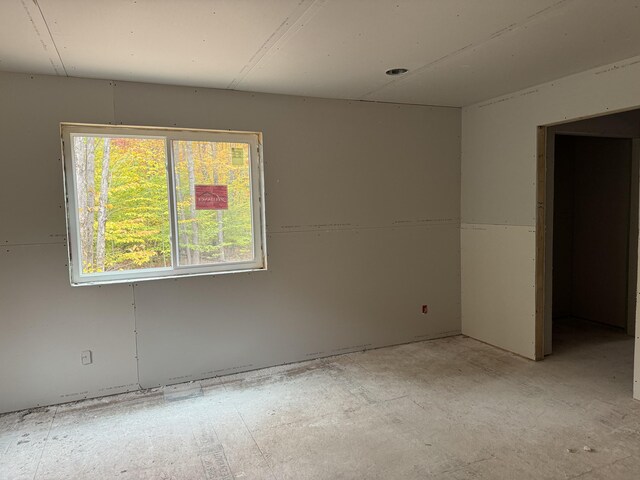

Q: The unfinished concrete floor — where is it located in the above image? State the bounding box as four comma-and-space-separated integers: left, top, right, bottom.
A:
1, 318, 639, 479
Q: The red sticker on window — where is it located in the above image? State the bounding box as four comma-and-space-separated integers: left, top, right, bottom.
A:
195, 185, 228, 210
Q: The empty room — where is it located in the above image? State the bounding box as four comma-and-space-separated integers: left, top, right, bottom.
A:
1, 1, 640, 479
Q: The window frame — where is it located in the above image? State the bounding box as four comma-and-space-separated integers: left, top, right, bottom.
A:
60, 123, 267, 286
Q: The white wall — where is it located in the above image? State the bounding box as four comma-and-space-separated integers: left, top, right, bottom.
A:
461, 54, 640, 371
0, 72, 461, 413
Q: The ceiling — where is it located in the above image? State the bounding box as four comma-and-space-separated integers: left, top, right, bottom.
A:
2, 0, 640, 107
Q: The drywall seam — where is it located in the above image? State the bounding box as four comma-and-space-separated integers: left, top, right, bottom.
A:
228, 0, 327, 90
362, 0, 574, 100
469, 56, 640, 113
270, 219, 460, 234
30, 0, 68, 76
3, 241, 66, 248
18, 0, 65, 75
1, 71, 461, 413
132, 284, 141, 389
461, 223, 536, 229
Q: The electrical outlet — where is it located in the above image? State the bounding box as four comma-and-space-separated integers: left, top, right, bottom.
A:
422, 305, 429, 314
81, 350, 93, 365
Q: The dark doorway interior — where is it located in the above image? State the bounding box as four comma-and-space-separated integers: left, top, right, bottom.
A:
552, 135, 634, 340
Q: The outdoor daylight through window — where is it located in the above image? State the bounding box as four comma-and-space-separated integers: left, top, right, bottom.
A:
61, 124, 266, 285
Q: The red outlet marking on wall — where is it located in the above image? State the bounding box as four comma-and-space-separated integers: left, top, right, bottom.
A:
422, 305, 428, 314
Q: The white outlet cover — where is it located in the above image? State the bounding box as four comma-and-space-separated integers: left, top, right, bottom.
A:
81, 350, 93, 365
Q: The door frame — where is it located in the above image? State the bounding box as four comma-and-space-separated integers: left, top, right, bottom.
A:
535, 117, 640, 362
535, 126, 547, 361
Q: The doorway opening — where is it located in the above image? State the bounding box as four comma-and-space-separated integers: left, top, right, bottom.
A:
552, 135, 636, 352
537, 109, 640, 395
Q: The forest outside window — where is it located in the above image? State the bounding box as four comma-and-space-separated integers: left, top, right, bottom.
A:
61, 124, 266, 286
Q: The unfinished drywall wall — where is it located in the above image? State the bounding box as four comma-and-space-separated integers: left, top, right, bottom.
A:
0, 72, 461, 413
460, 224, 535, 355
461, 54, 640, 391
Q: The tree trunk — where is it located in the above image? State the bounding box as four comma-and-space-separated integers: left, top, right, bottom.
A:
95, 138, 111, 271
186, 142, 200, 264
76, 137, 96, 270
175, 143, 191, 264
206, 142, 225, 261
74, 139, 87, 263
85, 138, 96, 266
214, 169, 225, 262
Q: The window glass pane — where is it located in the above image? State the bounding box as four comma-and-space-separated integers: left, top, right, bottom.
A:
71, 136, 171, 274
172, 140, 254, 266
